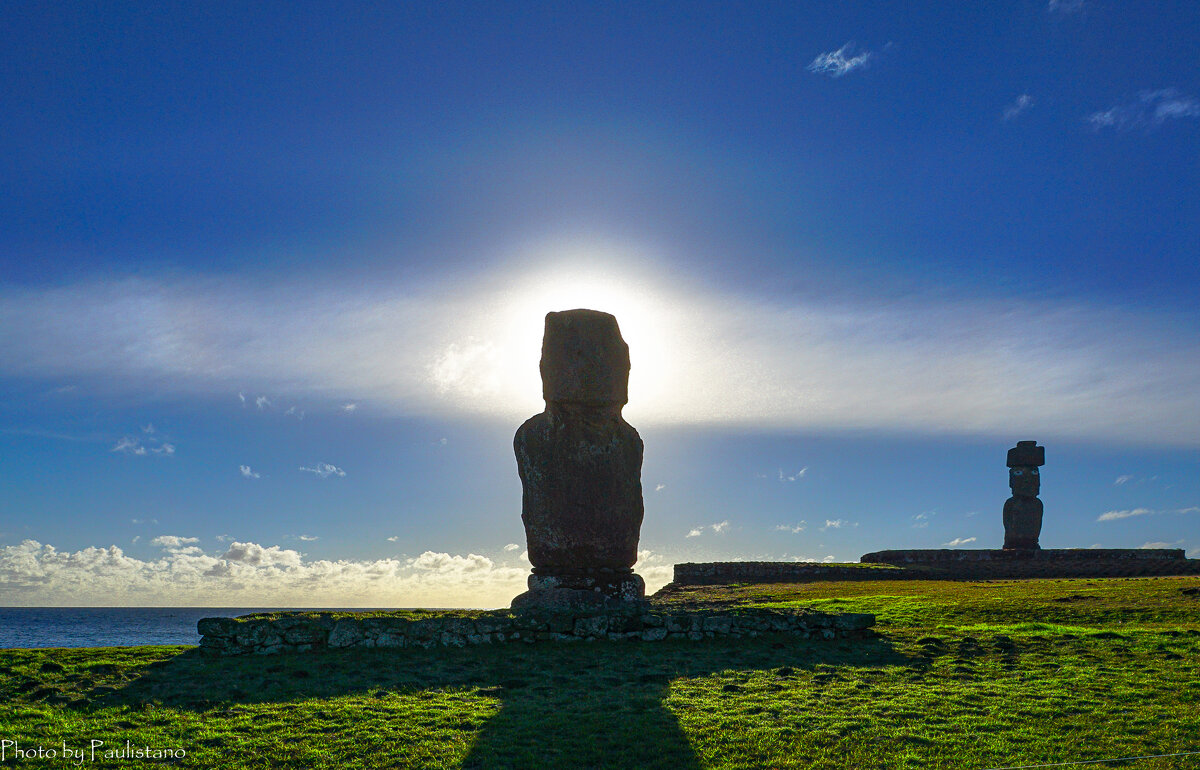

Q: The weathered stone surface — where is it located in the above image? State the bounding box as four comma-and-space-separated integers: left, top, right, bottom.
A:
539, 309, 630, 405
1004, 440, 1045, 550
515, 409, 644, 571
197, 606, 876, 656
512, 309, 646, 608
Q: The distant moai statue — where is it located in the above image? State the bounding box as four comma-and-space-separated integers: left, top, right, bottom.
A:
511, 309, 646, 609
1003, 440, 1044, 550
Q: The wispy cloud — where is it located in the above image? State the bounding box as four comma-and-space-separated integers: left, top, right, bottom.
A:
298, 535, 318, 542
284, 406, 305, 420
150, 535, 199, 548
1088, 89, 1200, 132
3, 266, 1200, 446
944, 537, 977, 547
112, 436, 175, 456
686, 528, 704, 538
340, 402, 358, 413
1139, 540, 1183, 550
130, 518, 158, 525
1114, 475, 1134, 485
255, 395, 272, 410
654, 483, 666, 492
386, 536, 399, 542
239, 465, 261, 479
503, 543, 521, 552
820, 519, 856, 531
774, 522, 807, 534
1098, 506, 1199, 522
911, 511, 936, 529
1003, 94, 1034, 121
807, 43, 873, 78
778, 467, 808, 482
299, 462, 345, 478
711, 520, 730, 534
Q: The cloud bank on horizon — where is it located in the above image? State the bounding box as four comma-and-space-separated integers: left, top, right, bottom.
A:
0, 539, 674, 607
2, 255, 1198, 446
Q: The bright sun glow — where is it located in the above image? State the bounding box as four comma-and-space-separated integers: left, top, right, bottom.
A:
429, 243, 683, 422
496, 262, 678, 420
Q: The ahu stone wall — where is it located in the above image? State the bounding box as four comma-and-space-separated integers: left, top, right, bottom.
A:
197, 607, 876, 656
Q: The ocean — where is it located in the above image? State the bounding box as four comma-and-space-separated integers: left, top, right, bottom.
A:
0, 608, 372, 649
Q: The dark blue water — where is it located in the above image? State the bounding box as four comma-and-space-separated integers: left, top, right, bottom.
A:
0, 608, 361, 648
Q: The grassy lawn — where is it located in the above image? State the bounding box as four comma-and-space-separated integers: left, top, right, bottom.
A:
2, 576, 1199, 769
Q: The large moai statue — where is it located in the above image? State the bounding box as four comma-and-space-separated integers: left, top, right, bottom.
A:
1003, 440, 1044, 550
511, 309, 646, 609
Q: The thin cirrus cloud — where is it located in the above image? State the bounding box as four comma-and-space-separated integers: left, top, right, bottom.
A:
0, 540, 673, 606
1098, 506, 1199, 522
944, 537, 977, 547
1, 260, 1199, 446
807, 43, 873, 78
1003, 94, 1034, 121
1088, 89, 1200, 131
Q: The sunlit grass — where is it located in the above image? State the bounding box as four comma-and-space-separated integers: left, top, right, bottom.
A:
2, 576, 1198, 768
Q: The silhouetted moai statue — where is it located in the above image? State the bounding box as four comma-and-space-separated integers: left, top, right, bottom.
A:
1003, 440, 1044, 550
511, 309, 646, 609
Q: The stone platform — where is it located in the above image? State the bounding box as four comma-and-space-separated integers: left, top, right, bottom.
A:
197, 606, 876, 656
673, 549, 1200, 585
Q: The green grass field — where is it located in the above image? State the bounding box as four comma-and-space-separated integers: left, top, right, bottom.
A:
3, 576, 1199, 769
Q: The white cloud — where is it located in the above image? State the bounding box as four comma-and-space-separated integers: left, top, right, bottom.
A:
944, 537, 977, 547
654, 483, 666, 492
341, 402, 358, 413
299, 535, 318, 541
911, 511, 936, 529
239, 465, 260, 479
711, 520, 730, 534
112, 434, 174, 457
1, 539, 607, 606
300, 462, 345, 478
141, 423, 155, 434
386, 536, 399, 542
503, 543, 521, 552
778, 467, 807, 482
820, 519, 856, 531
3, 265, 1200, 446
130, 518, 158, 525
255, 395, 271, 410
1139, 541, 1183, 550
131, 536, 140, 544
151, 535, 199, 548
238, 392, 246, 406
1097, 507, 1155, 521
1114, 475, 1134, 485
1088, 89, 1200, 132
284, 406, 305, 420
791, 554, 837, 564
1003, 94, 1034, 121
807, 43, 873, 78
775, 522, 807, 534
686, 528, 704, 538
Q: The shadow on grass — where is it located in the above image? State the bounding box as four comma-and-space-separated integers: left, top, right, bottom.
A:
101, 634, 907, 768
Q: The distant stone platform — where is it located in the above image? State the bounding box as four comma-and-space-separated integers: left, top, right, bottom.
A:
673, 549, 1200, 585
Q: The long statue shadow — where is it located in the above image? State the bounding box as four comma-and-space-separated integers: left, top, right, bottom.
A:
102, 633, 907, 769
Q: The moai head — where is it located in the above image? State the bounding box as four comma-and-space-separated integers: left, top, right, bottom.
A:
539, 309, 630, 407
1006, 440, 1045, 497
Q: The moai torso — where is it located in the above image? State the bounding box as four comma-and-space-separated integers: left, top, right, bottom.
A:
1003, 440, 1044, 550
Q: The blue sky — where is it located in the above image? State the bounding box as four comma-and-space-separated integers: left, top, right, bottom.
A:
2, 1, 1198, 606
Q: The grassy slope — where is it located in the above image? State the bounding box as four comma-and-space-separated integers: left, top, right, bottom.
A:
2, 576, 1198, 769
